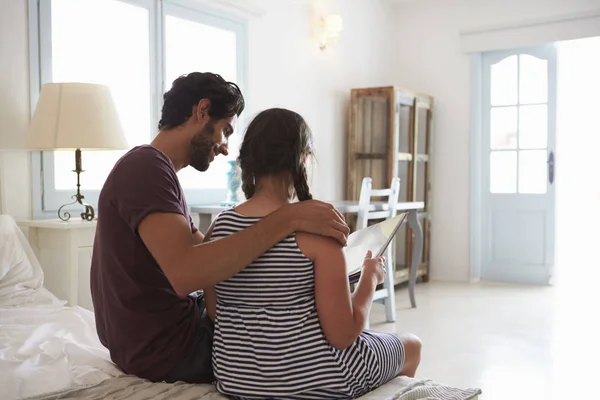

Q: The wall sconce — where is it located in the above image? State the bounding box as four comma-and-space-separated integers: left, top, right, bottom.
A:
319, 14, 343, 50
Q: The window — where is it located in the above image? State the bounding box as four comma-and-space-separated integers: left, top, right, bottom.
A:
30, 0, 247, 218
486, 53, 550, 195
163, 3, 244, 191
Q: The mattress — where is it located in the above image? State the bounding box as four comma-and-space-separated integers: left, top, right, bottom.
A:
21, 375, 481, 400
0, 214, 481, 400
0, 298, 480, 400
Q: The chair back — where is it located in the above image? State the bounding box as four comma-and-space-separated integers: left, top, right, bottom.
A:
356, 177, 401, 230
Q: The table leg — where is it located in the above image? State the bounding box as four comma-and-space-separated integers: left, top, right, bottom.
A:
197, 212, 215, 234
408, 210, 423, 308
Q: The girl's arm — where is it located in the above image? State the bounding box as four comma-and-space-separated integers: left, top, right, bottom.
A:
296, 233, 385, 350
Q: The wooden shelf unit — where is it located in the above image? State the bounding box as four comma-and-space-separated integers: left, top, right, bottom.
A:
346, 86, 434, 285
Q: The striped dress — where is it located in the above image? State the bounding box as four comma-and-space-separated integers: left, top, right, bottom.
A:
211, 209, 405, 400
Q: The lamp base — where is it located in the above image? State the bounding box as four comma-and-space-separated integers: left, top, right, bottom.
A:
58, 149, 96, 222
58, 196, 95, 222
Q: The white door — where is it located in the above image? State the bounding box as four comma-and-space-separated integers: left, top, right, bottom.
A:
481, 45, 557, 285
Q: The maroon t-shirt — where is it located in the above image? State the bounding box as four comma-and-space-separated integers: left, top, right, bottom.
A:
90, 145, 200, 381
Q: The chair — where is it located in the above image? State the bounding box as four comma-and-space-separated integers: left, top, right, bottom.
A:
356, 177, 401, 325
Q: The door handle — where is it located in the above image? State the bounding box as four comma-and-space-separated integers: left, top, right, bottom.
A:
548, 151, 555, 184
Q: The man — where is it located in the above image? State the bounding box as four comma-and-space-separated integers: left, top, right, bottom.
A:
90, 72, 349, 384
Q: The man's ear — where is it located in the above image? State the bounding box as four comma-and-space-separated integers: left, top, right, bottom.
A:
196, 99, 211, 122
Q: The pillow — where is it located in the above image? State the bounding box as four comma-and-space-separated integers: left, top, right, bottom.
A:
0, 215, 50, 305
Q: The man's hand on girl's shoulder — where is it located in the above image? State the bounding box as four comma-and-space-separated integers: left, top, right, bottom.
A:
284, 200, 350, 246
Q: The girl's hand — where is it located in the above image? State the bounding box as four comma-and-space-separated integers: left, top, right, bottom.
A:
362, 250, 386, 285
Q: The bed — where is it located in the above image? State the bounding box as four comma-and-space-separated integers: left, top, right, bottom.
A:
0, 214, 481, 400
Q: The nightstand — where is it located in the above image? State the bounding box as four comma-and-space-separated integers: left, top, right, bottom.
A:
18, 219, 97, 310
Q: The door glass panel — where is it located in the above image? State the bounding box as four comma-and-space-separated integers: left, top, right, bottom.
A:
490, 107, 517, 149
519, 105, 547, 149
416, 161, 426, 202
491, 56, 518, 106
398, 104, 412, 154
397, 161, 409, 202
165, 14, 237, 190
357, 96, 390, 156
519, 55, 548, 104
490, 151, 517, 193
366, 97, 389, 154
519, 150, 547, 194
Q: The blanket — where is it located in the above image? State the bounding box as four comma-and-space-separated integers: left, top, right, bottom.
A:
22, 375, 481, 400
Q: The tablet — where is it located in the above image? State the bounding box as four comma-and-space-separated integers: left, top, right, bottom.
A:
345, 212, 408, 284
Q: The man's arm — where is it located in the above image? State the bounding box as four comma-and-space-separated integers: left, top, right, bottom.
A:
138, 200, 349, 297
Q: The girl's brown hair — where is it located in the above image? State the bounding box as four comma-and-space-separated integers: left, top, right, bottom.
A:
237, 108, 314, 201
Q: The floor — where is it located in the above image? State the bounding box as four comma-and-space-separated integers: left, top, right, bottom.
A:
369, 279, 599, 400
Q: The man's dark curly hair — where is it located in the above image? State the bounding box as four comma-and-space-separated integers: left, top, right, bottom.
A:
158, 72, 245, 130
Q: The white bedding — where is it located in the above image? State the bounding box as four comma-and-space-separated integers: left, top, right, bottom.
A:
0, 214, 481, 400
1, 300, 480, 400
0, 296, 123, 400
0, 215, 124, 399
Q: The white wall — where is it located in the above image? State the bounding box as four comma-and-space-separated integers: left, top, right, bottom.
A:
5, 0, 599, 282
389, 0, 600, 281
245, 0, 393, 200
0, 0, 32, 220
0, 0, 392, 219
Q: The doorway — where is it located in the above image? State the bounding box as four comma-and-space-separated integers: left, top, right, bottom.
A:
554, 36, 600, 288
472, 36, 600, 285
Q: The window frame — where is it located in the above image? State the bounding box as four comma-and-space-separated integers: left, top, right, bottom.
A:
29, 0, 248, 219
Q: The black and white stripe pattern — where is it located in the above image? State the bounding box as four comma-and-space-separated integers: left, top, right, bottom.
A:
211, 209, 406, 400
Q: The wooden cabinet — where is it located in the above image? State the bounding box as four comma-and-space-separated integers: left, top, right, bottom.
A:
346, 86, 434, 284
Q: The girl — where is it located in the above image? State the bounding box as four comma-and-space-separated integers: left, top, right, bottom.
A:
203, 108, 421, 399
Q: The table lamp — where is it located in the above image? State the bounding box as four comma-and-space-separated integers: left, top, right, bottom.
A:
26, 82, 128, 221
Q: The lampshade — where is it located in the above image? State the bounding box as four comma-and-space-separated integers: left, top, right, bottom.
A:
26, 82, 129, 150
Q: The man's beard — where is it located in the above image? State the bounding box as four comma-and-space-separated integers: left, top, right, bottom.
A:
189, 122, 216, 172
